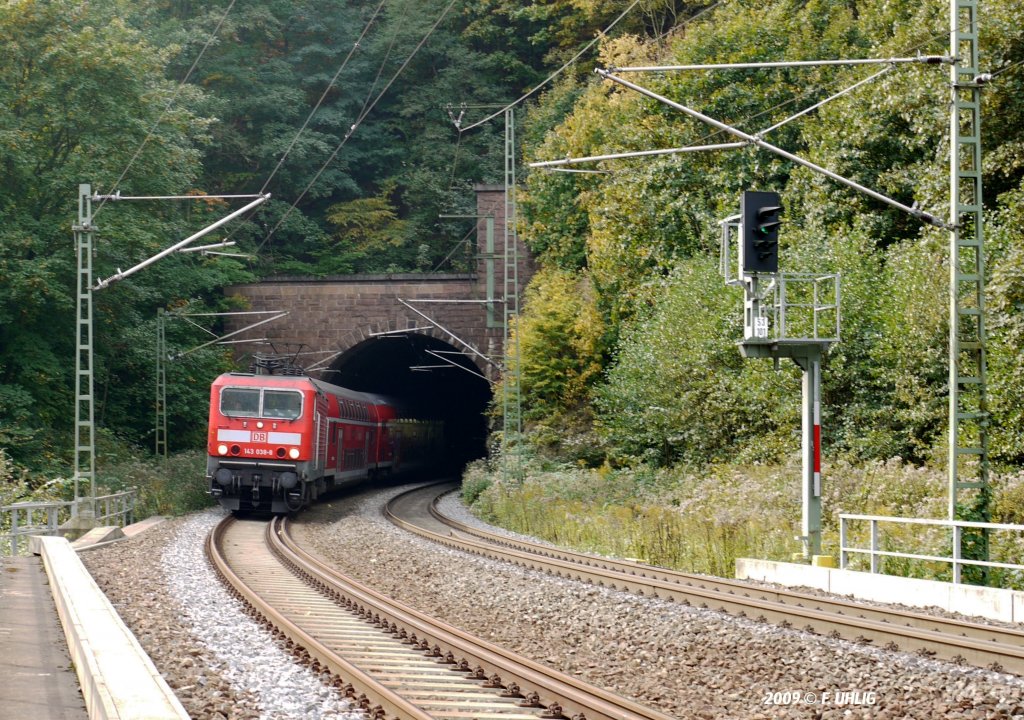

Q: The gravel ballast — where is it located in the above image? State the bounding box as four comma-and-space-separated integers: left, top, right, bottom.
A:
82, 509, 359, 720
81, 485, 1024, 719
296, 484, 1024, 720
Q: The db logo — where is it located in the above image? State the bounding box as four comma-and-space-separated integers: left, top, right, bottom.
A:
252, 432, 268, 443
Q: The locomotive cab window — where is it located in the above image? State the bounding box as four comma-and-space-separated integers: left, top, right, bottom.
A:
263, 390, 302, 420
221, 388, 260, 417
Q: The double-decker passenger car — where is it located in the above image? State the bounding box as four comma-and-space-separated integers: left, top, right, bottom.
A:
206, 372, 442, 513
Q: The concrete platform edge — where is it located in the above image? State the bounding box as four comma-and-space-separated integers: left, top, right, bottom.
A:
735, 557, 1024, 623
37, 536, 189, 720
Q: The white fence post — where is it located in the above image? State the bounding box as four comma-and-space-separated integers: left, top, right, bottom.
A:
870, 518, 880, 574
839, 516, 847, 569
838, 513, 1024, 586
953, 525, 962, 584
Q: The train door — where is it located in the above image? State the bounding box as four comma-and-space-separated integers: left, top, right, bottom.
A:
335, 422, 344, 473
366, 428, 377, 465
314, 395, 329, 471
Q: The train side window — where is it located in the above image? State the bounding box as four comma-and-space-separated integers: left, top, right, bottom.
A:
264, 390, 302, 420
221, 388, 260, 417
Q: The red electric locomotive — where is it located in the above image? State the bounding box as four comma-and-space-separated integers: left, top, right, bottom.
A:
206, 372, 442, 513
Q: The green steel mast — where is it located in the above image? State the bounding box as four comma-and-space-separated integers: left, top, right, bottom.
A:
947, 0, 990, 530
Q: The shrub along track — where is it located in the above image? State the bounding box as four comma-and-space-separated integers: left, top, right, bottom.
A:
207, 512, 676, 720
385, 482, 1024, 677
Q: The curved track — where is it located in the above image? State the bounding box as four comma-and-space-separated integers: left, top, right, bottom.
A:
207, 511, 675, 720
385, 482, 1024, 676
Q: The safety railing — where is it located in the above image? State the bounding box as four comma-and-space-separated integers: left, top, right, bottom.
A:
91, 489, 137, 527
1, 490, 137, 556
839, 513, 1024, 584
1, 500, 73, 556
766, 273, 841, 343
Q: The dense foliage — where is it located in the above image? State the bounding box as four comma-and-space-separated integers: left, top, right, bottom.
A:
0, 0, 244, 474
515, 0, 1024, 472
0, 0, 650, 491
2, 0, 1023, 523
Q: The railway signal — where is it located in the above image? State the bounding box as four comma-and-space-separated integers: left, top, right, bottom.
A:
740, 190, 782, 273
719, 190, 838, 559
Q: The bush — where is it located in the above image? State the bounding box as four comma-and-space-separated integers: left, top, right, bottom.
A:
98, 450, 212, 518
460, 459, 493, 506
0, 448, 31, 507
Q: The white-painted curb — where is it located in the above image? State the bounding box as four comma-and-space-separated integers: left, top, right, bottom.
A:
736, 557, 1024, 623
37, 535, 189, 720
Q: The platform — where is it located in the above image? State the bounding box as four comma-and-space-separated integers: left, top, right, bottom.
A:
1, 516, 181, 720
0, 554, 87, 720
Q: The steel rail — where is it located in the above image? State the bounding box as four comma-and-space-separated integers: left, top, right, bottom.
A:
207, 516, 432, 720
277, 515, 675, 720
209, 511, 675, 720
385, 485, 1024, 676
426, 490, 1024, 644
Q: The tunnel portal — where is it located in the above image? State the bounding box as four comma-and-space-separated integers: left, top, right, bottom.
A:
323, 333, 491, 470
224, 185, 535, 471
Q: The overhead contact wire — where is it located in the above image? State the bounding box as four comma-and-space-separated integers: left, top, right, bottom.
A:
95, 0, 238, 218
584, 17, 971, 183
259, 0, 388, 195
255, 0, 459, 255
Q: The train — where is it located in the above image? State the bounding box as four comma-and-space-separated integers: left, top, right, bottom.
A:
206, 372, 443, 513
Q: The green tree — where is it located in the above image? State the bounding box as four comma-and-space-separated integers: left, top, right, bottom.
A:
512, 267, 605, 420
0, 0, 243, 469
517, 0, 1024, 470
319, 192, 412, 274
595, 259, 797, 466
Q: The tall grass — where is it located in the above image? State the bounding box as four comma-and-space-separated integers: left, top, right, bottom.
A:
463, 456, 1024, 586
466, 459, 802, 577
98, 450, 213, 518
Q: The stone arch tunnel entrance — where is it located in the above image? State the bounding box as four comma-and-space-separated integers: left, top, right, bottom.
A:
323, 333, 491, 471
225, 185, 536, 473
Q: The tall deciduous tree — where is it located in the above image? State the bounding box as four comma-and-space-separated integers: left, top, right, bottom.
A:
0, 0, 243, 468
517, 0, 1024, 468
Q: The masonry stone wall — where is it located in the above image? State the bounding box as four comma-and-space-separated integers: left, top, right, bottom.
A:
224, 186, 531, 378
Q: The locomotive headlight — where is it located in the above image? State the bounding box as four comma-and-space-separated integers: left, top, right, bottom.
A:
217, 444, 229, 456
288, 447, 300, 460
256, 421, 264, 429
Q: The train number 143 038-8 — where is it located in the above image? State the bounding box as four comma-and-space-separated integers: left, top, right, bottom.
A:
242, 447, 274, 457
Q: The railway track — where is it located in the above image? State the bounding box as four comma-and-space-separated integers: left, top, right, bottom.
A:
385, 482, 1024, 677
207, 512, 676, 720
